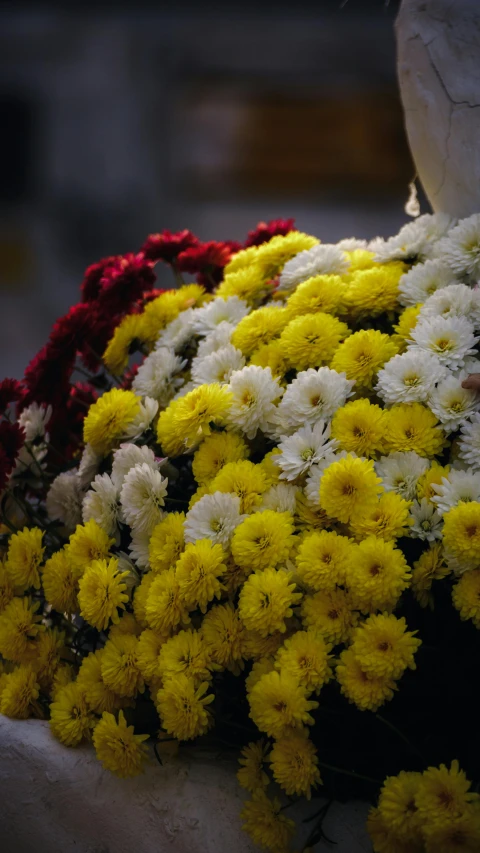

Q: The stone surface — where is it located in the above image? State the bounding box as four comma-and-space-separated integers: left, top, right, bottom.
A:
396, 0, 480, 218
0, 716, 371, 852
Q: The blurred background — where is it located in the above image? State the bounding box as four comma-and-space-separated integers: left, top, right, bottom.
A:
0, 0, 414, 378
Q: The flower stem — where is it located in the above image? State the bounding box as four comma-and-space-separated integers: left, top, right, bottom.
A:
317, 760, 380, 786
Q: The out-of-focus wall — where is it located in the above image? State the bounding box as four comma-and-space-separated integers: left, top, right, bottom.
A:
0, 1, 411, 378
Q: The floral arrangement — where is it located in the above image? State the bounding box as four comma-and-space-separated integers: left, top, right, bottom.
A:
1, 213, 480, 853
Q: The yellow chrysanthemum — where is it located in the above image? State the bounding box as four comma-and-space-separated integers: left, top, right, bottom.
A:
336, 648, 397, 712
344, 262, 405, 319
42, 548, 81, 613
349, 492, 411, 542
319, 454, 383, 524
443, 502, 480, 567
412, 544, 450, 608
216, 264, 272, 304
240, 790, 295, 853
5, 527, 44, 591
377, 771, 423, 844
415, 761, 480, 829
192, 432, 248, 485
103, 312, 146, 374
294, 491, 330, 531
222, 556, 251, 597
0, 596, 43, 662
49, 682, 94, 746
148, 512, 185, 574
0, 561, 14, 614
296, 529, 354, 592
83, 388, 141, 456
331, 329, 398, 391
393, 303, 422, 349
231, 306, 290, 356
135, 628, 166, 681
158, 629, 211, 685
249, 340, 289, 377
239, 568, 301, 638
257, 449, 282, 486
416, 461, 450, 503
224, 245, 260, 275
242, 630, 287, 662
141, 284, 205, 343
423, 809, 480, 852
108, 611, 141, 640
286, 274, 346, 318
345, 536, 411, 613
350, 612, 421, 679
248, 669, 318, 738
346, 249, 376, 272
145, 568, 190, 633
331, 398, 387, 458
77, 650, 125, 714
209, 460, 269, 514
383, 403, 447, 458
175, 539, 226, 613
237, 740, 269, 793
93, 710, 149, 778
51, 663, 74, 698
28, 627, 65, 689
269, 732, 321, 799
100, 633, 144, 698
132, 572, 154, 627
300, 587, 358, 645
0, 665, 40, 719
279, 312, 350, 371
202, 602, 245, 671
157, 384, 232, 455
275, 630, 332, 694
256, 231, 319, 277
245, 657, 275, 693
78, 557, 129, 631
231, 510, 295, 572
367, 806, 424, 853
452, 569, 480, 628
66, 519, 114, 573
156, 675, 214, 740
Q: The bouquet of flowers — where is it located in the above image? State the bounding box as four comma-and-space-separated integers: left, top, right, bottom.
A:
2, 213, 480, 853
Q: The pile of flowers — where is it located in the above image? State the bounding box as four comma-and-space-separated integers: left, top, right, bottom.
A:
2, 213, 480, 852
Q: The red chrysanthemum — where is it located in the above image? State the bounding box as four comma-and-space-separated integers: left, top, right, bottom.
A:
80, 255, 118, 302
244, 218, 295, 247
0, 378, 24, 416
96, 253, 156, 314
141, 230, 200, 263
176, 241, 239, 274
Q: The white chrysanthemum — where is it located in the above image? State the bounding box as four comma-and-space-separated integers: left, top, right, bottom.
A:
155, 308, 195, 352
458, 413, 480, 470
191, 344, 245, 387
122, 396, 159, 441
46, 471, 83, 532
435, 213, 480, 280
184, 492, 244, 547
428, 374, 479, 432
82, 473, 120, 538
258, 483, 297, 514
191, 296, 249, 336
196, 322, 235, 358
128, 528, 151, 570
274, 367, 355, 436
432, 469, 480, 516
173, 380, 196, 400
120, 462, 168, 535
278, 244, 350, 292
370, 213, 454, 262
77, 443, 101, 490
398, 259, 455, 307
226, 365, 283, 439
304, 451, 349, 506
376, 350, 447, 405
275, 421, 339, 481
132, 348, 186, 405
111, 443, 160, 490
409, 315, 478, 369
375, 451, 429, 501
409, 498, 443, 541
451, 356, 480, 380
444, 548, 476, 576
419, 283, 480, 328
337, 238, 368, 251
18, 402, 52, 442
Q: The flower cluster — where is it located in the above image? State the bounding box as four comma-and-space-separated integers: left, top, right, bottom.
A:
2, 213, 480, 853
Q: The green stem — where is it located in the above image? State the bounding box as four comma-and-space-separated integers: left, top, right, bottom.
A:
375, 713, 426, 763
317, 761, 380, 786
